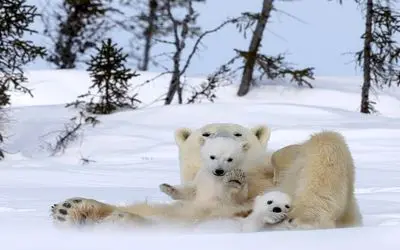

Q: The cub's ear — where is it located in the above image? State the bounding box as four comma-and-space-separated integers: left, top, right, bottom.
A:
251, 125, 271, 147
242, 142, 251, 152
175, 128, 192, 147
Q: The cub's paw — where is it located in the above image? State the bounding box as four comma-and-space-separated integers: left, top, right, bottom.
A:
272, 218, 307, 230
159, 183, 180, 200
279, 217, 333, 230
50, 197, 112, 226
223, 168, 246, 189
263, 210, 287, 224
276, 218, 298, 229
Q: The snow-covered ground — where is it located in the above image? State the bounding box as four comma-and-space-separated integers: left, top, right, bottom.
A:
1, 70, 400, 249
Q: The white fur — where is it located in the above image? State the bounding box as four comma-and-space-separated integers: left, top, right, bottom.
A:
174, 123, 271, 184
272, 131, 363, 229
174, 123, 275, 201
200, 136, 248, 177
160, 136, 250, 206
241, 191, 292, 232
50, 127, 362, 230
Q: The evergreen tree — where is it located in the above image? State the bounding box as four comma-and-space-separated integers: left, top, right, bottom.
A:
70, 38, 141, 114
0, 0, 46, 106
43, 0, 118, 69
0, 0, 46, 159
353, 0, 400, 114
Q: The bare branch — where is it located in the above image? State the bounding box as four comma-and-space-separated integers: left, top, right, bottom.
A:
132, 71, 172, 93
180, 17, 242, 77
44, 111, 100, 156
153, 38, 175, 45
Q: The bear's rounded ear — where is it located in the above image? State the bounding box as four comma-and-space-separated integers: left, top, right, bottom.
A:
242, 142, 250, 152
251, 125, 271, 147
175, 128, 192, 147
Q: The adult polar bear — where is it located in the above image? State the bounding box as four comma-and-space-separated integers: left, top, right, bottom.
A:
50, 123, 362, 230
172, 123, 362, 229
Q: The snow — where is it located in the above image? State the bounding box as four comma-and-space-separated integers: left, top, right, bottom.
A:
1, 70, 400, 249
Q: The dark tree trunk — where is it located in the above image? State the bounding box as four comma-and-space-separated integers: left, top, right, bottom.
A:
140, 0, 158, 71
164, 0, 190, 105
164, 51, 182, 105
360, 0, 373, 114
237, 0, 274, 97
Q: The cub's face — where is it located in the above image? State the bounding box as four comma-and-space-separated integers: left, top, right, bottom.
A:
254, 191, 292, 216
200, 137, 250, 177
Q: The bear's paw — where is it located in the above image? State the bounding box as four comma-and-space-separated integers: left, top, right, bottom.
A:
50, 197, 110, 227
223, 168, 247, 189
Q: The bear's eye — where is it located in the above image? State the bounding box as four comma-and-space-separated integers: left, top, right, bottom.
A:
267, 200, 273, 205
233, 132, 242, 137
227, 158, 233, 162
202, 132, 211, 137
285, 205, 290, 209
210, 155, 216, 160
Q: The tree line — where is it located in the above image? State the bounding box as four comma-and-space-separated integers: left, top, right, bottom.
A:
0, 0, 399, 159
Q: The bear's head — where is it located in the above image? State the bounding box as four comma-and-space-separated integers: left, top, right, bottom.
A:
253, 191, 292, 218
174, 123, 271, 183
199, 136, 250, 177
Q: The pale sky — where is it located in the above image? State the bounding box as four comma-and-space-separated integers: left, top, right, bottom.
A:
25, 0, 385, 77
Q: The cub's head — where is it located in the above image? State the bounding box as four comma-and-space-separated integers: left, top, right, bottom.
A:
254, 191, 292, 216
199, 136, 250, 177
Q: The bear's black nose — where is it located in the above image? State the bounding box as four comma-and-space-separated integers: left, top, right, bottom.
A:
213, 169, 225, 176
272, 207, 282, 213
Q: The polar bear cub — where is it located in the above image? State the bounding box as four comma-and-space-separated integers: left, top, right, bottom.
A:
241, 191, 292, 232
160, 136, 250, 206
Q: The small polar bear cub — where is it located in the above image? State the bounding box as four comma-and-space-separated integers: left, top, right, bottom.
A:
160, 136, 250, 205
241, 191, 292, 232
199, 135, 249, 177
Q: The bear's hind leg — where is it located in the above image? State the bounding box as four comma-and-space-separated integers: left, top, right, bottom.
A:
51, 197, 114, 226
50, 197, 149, 227
102, 211, 153, 227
